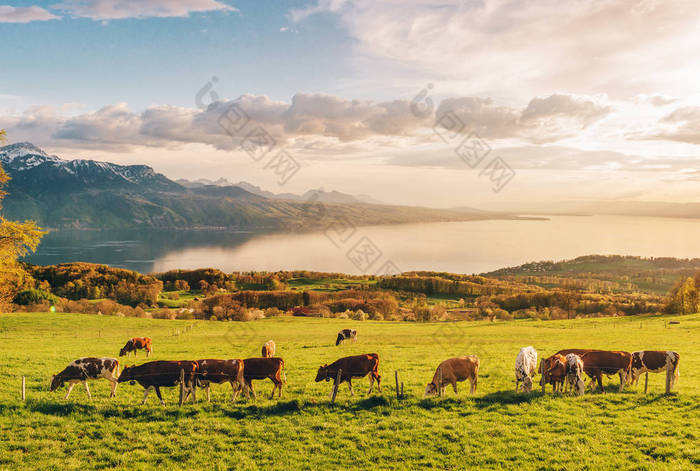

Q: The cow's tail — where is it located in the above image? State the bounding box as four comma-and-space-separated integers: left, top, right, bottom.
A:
281, 359, 287, 385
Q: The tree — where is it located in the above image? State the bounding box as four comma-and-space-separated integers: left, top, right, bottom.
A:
0, 130, 45, 309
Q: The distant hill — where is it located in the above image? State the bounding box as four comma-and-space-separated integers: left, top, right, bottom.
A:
176, 177, 382, 204
0, 142, 519, 230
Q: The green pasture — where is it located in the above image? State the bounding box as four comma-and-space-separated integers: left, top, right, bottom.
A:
0, 313, 698, 470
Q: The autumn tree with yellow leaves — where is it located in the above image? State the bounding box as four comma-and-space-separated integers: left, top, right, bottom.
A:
0, 130, 45, 309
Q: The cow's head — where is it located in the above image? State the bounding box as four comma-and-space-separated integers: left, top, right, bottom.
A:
423, 382, 438, 397
117, 365, 135, 384
315, 365, 329, 382
522, 376, 533, 393
49, 374, 64, 392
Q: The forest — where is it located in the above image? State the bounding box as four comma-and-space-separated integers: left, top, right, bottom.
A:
4, 255, 699, 322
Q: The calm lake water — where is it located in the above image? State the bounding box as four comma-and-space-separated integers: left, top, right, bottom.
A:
25, 215, 700, 274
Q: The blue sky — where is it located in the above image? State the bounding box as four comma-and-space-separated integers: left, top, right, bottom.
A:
1, 1, 700, 207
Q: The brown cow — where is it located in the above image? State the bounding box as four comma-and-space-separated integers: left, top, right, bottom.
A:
242, 357, 285, 400
119, 337, 152, 358
117, 360, 197, 405
315, 353, 381, 397
541, 354, 567, 393
191, 359, 246, 402
579, 350, 632, 393
261, 340, 276, 358
424, 356, 480, 397
50, 357, 120, 399
630, 351, 680, 390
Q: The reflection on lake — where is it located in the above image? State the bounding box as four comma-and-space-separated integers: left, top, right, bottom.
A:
25, 215, 700, 274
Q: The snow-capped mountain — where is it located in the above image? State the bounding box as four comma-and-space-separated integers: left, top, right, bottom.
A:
0, 142, 181, 192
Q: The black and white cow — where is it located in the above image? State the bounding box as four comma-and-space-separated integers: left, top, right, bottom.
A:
630, 351, 680, 390
50, 357, 120, 399
336, 329, 357, 346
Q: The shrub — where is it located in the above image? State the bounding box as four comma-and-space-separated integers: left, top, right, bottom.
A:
13, 289, 59, 306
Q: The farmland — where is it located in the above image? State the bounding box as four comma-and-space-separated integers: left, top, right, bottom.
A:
1, 312, 699, 470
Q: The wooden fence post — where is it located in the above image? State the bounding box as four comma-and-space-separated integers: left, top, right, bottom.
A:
665, 362, 671, 394
191, 373, 197, 404
21, 376, 25, 401
644, 372, 648, 394
395, 371, 400, 399
179, 369, 185, 406
331, 369, 342, 403
401, 382, 404, 398
541, 360, 546, 394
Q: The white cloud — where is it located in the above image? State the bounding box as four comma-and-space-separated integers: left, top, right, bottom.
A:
52, 0, 237, 20
0, 5, 59, 23
290, 0, 700, 101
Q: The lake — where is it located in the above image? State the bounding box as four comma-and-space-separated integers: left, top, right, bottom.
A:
24, 215, 700, 274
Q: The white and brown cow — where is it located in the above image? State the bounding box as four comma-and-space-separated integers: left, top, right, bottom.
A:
564, 353, 585, 396
315, 353, 380, 397
50, 357, 120, 399
630, 351, 680, 390
424, 356, 480, 397
515, 346, 538, 393
119, 337, 152, 358
261, 340, 276, 358
335, 329, 357, 346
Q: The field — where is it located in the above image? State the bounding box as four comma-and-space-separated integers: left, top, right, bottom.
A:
1, 313, 699, 470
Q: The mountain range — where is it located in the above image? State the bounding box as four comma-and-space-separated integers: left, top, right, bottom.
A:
0, 143, 509, 230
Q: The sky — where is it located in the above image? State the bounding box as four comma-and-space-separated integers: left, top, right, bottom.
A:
1, 0, 700, 208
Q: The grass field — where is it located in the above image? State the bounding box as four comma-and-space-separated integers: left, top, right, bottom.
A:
1, 313, 699, 470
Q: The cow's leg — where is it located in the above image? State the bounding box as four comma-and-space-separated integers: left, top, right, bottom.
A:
64, 382, 77, 399
230, 381, 241, 403
206, 385, 211, 403
155, 386, 165, 406
618, 371, 626, 393
146, 348, 150, 358
83, 381, 92, 400
515, 380, 520, 393
347, 379, 354, 396
247, 380, 257, 401
452, 380, 458, 395
142, 386, 152, 405
102, 370, 119, 398
367, 375, 374, 395
108, 379, 118, 398
376, 374, 381, 393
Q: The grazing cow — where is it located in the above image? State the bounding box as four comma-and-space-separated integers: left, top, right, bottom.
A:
119, 337, 152, 358
630, 351, 680, 390
564, 354, 585, 396
335, 329, 357, 346
242, 357, 285, 400
50, 357, 120, 399
261, 340, 276, 358
118, 360, 197, 405
424, 356, 480, 397
515, 346, 538, 393
541, 354, 567, 393
315, 353, 381, 397
191, 359, 246, 402
579, 350, 632, 393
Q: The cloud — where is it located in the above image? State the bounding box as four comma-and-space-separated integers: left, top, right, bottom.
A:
0, 5, 59, 23
289, 1, 700, 100
436, 93, 611, 142
52, 0, 237, 20
643, 106, 700, 144
0, 92, 616, 153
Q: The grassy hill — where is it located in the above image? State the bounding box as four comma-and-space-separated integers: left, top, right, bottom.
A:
1, 312, 698, 469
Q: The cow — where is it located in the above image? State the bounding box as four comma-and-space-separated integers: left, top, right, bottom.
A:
261, 340, 276, 358
515, 346, 538, 393
564, 353, 585, 396
579, 350, 632, 393
50, 357, 120, 399
424, 356, 480, 397
119, 337, 152, 358
191, 359, 246, 403
242, 357, 285, 400
336, 329, 357, 346
315, 353, 381, 397
541, 354, 567, 393
117, 360, 197, 405
630, 351, 680, 391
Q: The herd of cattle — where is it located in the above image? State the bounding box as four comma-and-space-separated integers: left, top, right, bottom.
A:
48, 330, 681, 404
